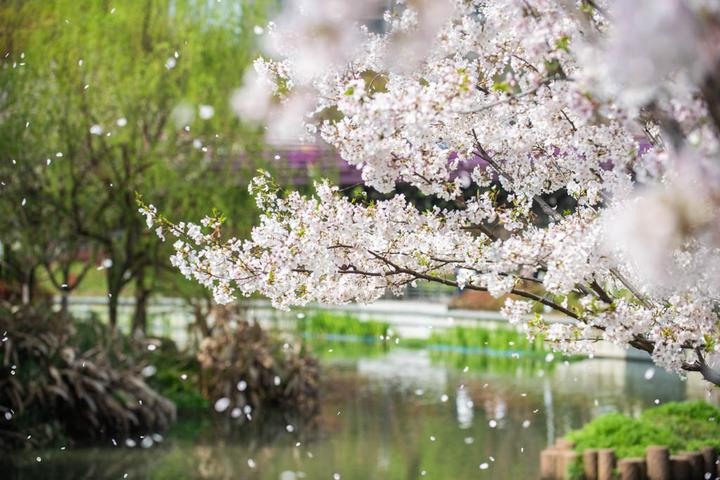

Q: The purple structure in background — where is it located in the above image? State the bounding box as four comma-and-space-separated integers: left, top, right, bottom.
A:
239, 143, 361, 186
260, 143, 490, 187
258, 136, 653, 188
273, 143, 364, 186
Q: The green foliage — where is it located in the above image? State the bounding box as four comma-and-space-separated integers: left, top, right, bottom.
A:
492, 81, 513, 93
566, 401, 720, 458
144, 343, 208, 412
0, 0, 274, 323
566, 455, 584, 480
305, 338, 390, 361
567, 413, 674, 458
295, 310, 556, 364
292, 310, 560, 374
428, 324, 548, 354
297, 310, 391, 339
639, 401, 720, 452
424, 323, 554, 374
555, 35, 570, 52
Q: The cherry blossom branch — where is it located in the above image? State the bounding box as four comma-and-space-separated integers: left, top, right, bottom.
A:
682, 348, 720, 386
143, 1, 720, 386
366, 250, 580, 319
583, 0, 609, 18
470, 129, 653, 308
459, 77, 560, 114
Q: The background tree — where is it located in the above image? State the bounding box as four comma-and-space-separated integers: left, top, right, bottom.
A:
0, 0, 274, 328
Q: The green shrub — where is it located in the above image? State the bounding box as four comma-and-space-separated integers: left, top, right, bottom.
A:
640, 401, 720, 452
145, 346, 208, 412
566, 401, 720, 458
566, 456, 584, 480
567, 413, 675, 458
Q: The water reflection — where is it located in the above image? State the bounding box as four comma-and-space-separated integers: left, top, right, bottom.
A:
543, 378, 555, 445
356, 349, 448, 394
455, 387, 473, 429
4, 347, 716, 479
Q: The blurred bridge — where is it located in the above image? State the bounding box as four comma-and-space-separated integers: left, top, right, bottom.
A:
234, 142, 489, 187
235, 143, 363, 186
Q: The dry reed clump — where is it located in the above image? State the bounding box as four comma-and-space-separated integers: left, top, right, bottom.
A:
0, 303, 175, 449
197, 306, 320, 423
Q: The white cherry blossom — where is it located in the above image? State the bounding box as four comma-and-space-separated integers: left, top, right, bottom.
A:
144, 0, 720, 385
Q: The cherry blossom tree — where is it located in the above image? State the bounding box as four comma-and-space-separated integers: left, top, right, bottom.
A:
142, 0, 720, 385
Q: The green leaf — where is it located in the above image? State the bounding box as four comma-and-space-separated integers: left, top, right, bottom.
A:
555, 35, 570, 52
492, 81, 512, 93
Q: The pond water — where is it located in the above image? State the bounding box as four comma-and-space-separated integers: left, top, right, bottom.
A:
3, 343, 713, 479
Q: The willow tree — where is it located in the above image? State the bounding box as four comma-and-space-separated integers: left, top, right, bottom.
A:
0, 0, 272, 327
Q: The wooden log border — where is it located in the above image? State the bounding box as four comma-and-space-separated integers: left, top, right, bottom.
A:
539, 440, 720, 480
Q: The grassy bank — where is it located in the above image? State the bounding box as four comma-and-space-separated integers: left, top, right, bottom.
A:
427, 324, 548, 354
294, 310, 561, 375
297, 310, 548, 352
297, 310, 392, 340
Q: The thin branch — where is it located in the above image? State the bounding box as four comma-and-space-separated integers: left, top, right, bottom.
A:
366, 249, 579, 319
471, 128, 651, 308
584, 0, 609, 18
560, 109, 577, 133
461, 223, 498, 240
682, 347, 720, 386
458, 77, 557, 114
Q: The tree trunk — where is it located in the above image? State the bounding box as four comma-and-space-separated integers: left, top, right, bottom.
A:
194, 304, 211, 337
22, 267, 36, 305
60, 292, 69, 314
108, 293, 119, 329
59, 267, 72, 315
132, 288, 149, 335
106, 265, 126, 329
21, 283, 30, 305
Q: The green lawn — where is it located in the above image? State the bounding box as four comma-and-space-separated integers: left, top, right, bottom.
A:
36, 261, 134, 297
